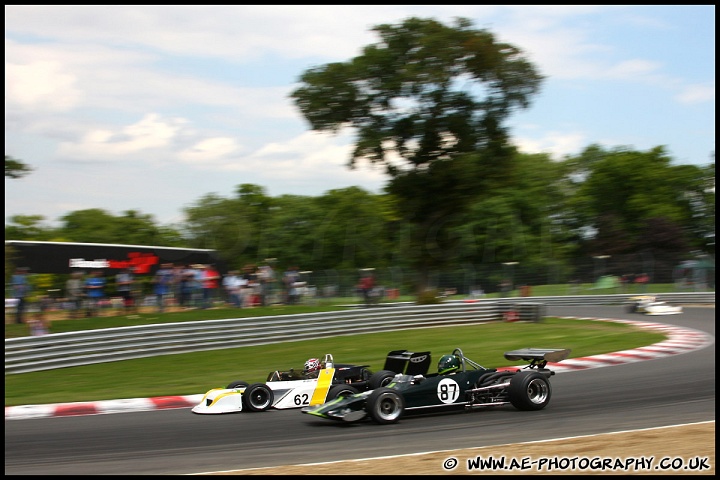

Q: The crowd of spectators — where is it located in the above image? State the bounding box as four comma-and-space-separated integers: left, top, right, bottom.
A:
5, 262, 322, 328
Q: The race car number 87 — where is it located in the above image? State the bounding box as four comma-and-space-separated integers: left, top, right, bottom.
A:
436, 378, 460, 404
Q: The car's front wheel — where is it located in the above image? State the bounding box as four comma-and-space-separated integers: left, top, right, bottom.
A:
243, 383, 274, 411
508, 371, 551, 411
366, 387, 405, 424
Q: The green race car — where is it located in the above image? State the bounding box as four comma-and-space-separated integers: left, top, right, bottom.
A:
302, 347, 571, 424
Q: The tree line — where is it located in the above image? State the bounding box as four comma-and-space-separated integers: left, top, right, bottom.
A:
5, 144, 714, 294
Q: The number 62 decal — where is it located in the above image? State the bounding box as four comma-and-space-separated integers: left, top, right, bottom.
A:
294, 393, 310, 405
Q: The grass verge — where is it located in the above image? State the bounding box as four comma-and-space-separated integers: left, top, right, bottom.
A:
4, 316, 664, 407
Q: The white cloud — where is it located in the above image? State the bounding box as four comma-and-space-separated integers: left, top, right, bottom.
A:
603, 59, 663, 79
675, 83, 715, 105
223, 130, 387, 194
515, 132, 588, 160
57, 113, 186, 159
221, 130, 355, 174
5, 60, 81, 111
179, 137, 243, 165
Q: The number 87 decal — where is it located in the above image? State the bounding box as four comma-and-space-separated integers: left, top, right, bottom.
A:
436, 378, 460, 404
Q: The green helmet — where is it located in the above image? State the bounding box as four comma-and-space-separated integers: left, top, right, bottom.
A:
438, 354, 460, 374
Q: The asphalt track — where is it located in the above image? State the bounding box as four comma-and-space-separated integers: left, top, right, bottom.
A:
4, 305, 715, 475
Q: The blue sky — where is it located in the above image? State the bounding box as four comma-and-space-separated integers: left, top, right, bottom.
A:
5, 5, 715, 226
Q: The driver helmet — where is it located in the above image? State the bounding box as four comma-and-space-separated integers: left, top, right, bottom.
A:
438, 354, 461, 374
304, 358, 321, 374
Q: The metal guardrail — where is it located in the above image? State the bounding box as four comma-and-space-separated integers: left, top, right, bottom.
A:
491, 291, 715, 306
5, 292, 714, 374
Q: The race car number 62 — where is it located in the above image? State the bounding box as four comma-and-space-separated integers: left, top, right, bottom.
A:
294, 394, 310, 405
436, 378, 460, 404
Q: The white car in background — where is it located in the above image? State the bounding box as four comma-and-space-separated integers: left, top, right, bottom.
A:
626, 295, 683, 315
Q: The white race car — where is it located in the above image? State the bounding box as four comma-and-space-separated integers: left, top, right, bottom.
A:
192, 353, 390, 414
626, 296, 683, 315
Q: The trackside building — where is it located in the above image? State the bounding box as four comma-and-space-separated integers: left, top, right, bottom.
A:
5, 240, 225, 275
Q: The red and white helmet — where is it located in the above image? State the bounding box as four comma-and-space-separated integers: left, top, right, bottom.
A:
304, 358, 320, 373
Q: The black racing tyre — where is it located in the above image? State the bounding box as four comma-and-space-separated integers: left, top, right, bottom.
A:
226, 380, 249, 389
327, 384, 359, 400
368, 370, 396, 389
508, 371, 551, 411
626, 304, 637, 313
243, 383, 274, 412
367, 387, 405, 424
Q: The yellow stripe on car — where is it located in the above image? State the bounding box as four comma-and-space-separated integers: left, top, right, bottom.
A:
200, 388, 223, 402
210, 390, 243, 407
309, 368, 335, 405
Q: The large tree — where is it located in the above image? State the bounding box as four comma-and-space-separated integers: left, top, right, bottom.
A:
291, 17, 543, 291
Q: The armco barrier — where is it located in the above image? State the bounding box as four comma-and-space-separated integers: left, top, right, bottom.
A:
4, 292, 713, 374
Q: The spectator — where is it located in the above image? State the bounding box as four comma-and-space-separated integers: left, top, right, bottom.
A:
116, 267, 136, 314
36, 294, 53, 329
619, 274, 630, 293
283, 266, 301, 305
223, 270, 243, 307
240, 264, 256, 307
201, 264, 221, 309
66, 271, 85, 319
469, 285, 485, 299
358, 272, 375, 307
28, 315, 49, 336
257, 264, 277, 306
172, 264, 187, 308
177, 264, 195, 309
191, 264, 205, 308
11, 267, 31, 324
153, 263, 174, 313
85, 270, 106, 317
499, 278, 512, 296
635, 273, 650, 293
28, 300, 50, 335
237, 270, 249, 306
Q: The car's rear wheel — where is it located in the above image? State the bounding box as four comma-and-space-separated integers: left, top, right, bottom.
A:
508, 371, 551, 411
367, 387, 404, 424
327, 384, 359, 400
243, 383, 274, 411
368, 370, 396, 389
226, 380, 249, 389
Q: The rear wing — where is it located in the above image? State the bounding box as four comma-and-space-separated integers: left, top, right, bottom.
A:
504, 348, 571, 369
383, 350, 432, 376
